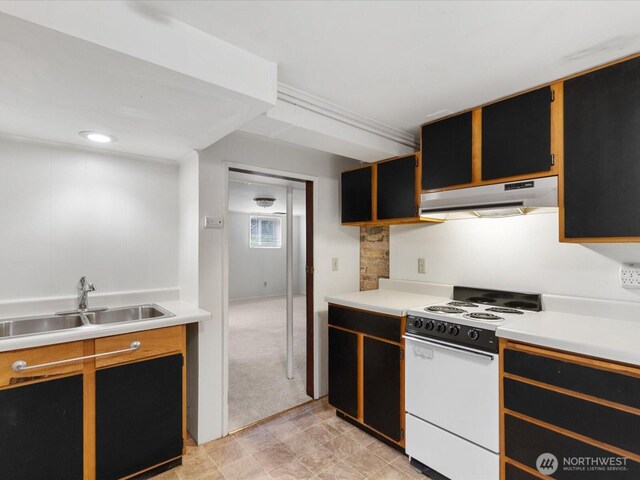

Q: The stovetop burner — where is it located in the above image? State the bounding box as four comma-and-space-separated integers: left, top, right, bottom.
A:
464, 312, 503, 321
485, 307, 524, 315
447, 301, 478, 308
425, 305, 467, 314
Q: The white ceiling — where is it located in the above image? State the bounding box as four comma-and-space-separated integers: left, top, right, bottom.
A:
0, 6, 274, 161
144, 0, 640, 136
228, 178, 306, 216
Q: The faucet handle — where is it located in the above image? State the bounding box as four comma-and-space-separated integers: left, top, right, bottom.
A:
86, 282, 96, 292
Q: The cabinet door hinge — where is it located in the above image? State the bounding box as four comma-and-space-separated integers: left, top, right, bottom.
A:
550, 154, 555, 166
415, 205, 419, 216
415, 157, 419, 167
550, 89, 555, 102
400, 348, 405, 360
401, 428, 405, 440
306, 265, 315, 274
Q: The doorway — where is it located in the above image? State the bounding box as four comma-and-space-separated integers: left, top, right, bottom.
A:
226, 168, 314, 431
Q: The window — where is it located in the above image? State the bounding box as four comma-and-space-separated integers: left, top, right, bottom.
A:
250, 216, 282, 248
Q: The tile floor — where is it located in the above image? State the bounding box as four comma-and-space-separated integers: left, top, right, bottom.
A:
157, 398, 430, 480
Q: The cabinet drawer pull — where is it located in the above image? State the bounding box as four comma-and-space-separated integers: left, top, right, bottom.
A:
11, 341, 141, 373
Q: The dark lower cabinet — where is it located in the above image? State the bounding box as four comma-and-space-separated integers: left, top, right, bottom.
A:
96, 354, 183, 480
0, 374, 84, 480
363, 337, 401, 441
328, 327, 358, 418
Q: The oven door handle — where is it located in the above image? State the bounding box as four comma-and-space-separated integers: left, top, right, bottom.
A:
403, 334, 495, 361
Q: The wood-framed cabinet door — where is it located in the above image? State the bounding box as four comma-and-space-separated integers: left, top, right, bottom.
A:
328, 327, 358, 418
421, 112, 473, 190
95, 354, 183, 480
481, 86, 553, 181
563, 55, 640, 241
363, 336, 402, 441
341, 165, 373, 224
376, 154, 418, 221
0, 375, 84, 480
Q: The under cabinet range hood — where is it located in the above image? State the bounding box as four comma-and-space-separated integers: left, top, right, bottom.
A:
420, 176, 558, 218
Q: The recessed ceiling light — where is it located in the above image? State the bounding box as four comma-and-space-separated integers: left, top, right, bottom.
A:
79, 131, 117, 143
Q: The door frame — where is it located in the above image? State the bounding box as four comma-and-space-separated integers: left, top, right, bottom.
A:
222, 162, 317, 435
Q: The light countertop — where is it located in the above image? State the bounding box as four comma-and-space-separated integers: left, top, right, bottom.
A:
0, 301, 210, 352
497, 311, 640, 366
325, 289, 450, 316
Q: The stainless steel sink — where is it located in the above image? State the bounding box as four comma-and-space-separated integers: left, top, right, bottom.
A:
0, 314, 86, 338
83, 304, 173, 325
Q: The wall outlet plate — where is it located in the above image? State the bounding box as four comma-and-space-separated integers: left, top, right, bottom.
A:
204, 216, 223, 229
620, 263, 640, 288
418, 257, 427, 274
331, 257, 339, 272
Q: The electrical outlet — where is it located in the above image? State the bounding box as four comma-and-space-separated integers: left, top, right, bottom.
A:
204, 216, 223, 229
331, 257, 339, 272
418, 258, 427, 274
620, 263, 640, 288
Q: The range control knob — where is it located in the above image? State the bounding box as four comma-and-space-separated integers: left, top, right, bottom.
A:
468, 330, 480, 341
448, 325, 460, 336
425, 320, 435, 331
413, 319, 424, 329
436, 323, 446, 334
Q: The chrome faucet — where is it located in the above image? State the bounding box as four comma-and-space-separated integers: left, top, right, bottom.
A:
77, 276, 95, 311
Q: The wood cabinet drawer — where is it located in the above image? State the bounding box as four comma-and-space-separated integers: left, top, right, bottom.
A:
95, 326, 183, 369
505, 414, 640, 479
0, 341, 85, 387
504, 378, 640, 455
328, 305, 401, 342
504, 347, 640, 409
504, 463, 539, 480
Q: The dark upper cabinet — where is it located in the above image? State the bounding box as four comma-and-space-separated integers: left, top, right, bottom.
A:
564, 56, 640, 240
328, 327, 358, 418
96, 354, 183, 480
481, 86, 553, 181
341, 166, 372, 223
421, 112, 472, 190
377, 154, 417, 220
0, 375, 84, 480
363, 337, 401, 441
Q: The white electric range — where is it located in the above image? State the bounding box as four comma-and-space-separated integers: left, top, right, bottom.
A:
403, 287, 541, 480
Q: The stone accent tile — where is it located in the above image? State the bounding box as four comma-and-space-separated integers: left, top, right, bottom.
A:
317, 462, 365, 480
343, 448, 388, 478
175, 453, 217, 480
360, 226, 390, 291
344, 426, 377, 446
252, 445, 296, 473
368, 464, 414, 480
296, 444, 338, 474
389, 457, 429, 479
219, 456, 270, 480
269, 458, 316, 480
305, 423, 341, 444
322, 434, 363, 460
367, 442, 405, 463
207, 441, 249, 468
279, 431, 323, 457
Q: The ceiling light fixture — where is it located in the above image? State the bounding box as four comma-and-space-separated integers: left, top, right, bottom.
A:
79, 131, 117, 143
254, 196, 276, 208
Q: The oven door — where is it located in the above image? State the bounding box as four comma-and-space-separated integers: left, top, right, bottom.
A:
404, 333, 499, 452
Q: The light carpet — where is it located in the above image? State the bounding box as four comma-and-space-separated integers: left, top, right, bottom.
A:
228, 295, 310, 431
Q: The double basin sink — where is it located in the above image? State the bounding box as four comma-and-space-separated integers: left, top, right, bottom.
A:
0, 304, 174, 339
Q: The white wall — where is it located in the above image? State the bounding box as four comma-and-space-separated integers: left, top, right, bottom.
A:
194, 131, 359, 442
390, 211, 640, 303
0, 136, 179, 302
228, 212, 305, 300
